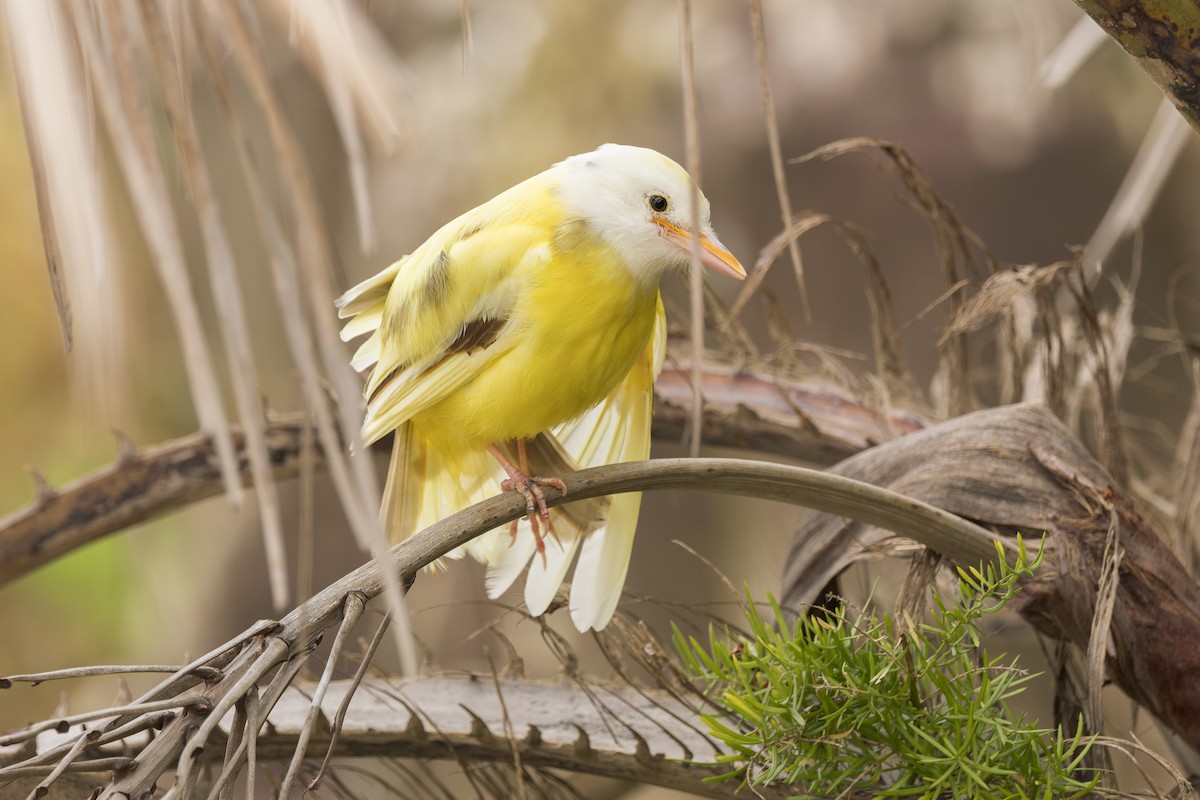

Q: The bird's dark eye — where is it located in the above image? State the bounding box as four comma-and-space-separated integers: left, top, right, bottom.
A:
647, 194, 669, 213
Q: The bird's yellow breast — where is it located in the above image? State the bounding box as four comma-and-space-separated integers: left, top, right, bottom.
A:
413, 222, 659, 450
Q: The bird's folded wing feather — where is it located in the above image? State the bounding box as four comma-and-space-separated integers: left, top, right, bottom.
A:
337, 175, 558, 444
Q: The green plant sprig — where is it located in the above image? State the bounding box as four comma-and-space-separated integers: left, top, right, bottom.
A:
674, 537, 1100, 799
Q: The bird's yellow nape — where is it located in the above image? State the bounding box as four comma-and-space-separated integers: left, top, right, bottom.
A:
652, 218, 746, 279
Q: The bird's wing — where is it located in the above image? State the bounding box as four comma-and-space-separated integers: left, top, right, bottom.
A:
338, 176, 558, 444
483, 294, 667, 628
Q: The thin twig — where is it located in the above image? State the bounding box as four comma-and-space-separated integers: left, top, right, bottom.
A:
203, 655, 307, 800
485, 648, 526, 800
0, 757, 135, 780
173, 638, 290, 800
23, 730, 97, 800
276, 592, 368, 798
309, 613, 392, 790
746, 0, 806, 320
1, 664, 217, 689
1, 710, 176, 777
104, 620, 279, 732
677, 0, 705, 459
0, 694, 209, 747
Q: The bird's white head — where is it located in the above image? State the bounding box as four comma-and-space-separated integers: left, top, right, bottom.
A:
553, 144, 745, 285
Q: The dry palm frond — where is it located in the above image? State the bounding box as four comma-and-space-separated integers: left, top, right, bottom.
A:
0, 0, 413, 658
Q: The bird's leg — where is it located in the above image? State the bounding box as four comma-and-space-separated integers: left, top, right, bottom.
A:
488, 442, 567, 564
516, 440, 563, 548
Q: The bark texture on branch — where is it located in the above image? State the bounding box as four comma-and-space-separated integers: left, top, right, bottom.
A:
782, 404, 1200, 752
1073, 0, 1200, 132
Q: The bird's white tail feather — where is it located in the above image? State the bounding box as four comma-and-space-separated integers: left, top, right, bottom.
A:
565, 300, 662, 631
484, 433, 607, 614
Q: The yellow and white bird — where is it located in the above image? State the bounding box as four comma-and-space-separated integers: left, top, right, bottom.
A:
337, 144, 745, 631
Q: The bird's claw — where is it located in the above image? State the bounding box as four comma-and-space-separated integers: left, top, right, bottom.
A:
502, 473, 566, 568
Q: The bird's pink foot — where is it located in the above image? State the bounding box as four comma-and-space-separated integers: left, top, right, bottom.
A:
489, 444, 567, 568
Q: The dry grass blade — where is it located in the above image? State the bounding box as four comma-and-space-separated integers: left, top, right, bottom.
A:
204, 0, 381, 540
1093, 735, 1197, 800
195, 5, 417, 677
793, 137, 994, 415
257, 0, 377, 252
1038, 13, 1108, 89
1065, 272, 1130, 486
5, 25, 71, 352
727, 211, 832, 321
135, 0, 290, 610
206, 6, 406, 665
3, 0, 121, 393
485, 649, 526, 800
747, 0, 806, 321
258, 0, 404, 150
677, 0, 705, 458
1172, 358, 1200, 573
71, 0, 243, 506
835, 223, 919, 406
1082, 98, 1191, 282
1085, 507, 1122, 731
945, 263, 1071, 340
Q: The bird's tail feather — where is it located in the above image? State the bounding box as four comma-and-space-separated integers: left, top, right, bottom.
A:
483, 433, 608, 615
564, 303, 661, 631
382, 422, 500, 567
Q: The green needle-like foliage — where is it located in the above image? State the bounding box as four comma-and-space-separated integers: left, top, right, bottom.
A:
675, 538, 1100, 799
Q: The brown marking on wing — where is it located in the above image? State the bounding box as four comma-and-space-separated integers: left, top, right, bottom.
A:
447, 316, 507, 356
366, 315, 509, 406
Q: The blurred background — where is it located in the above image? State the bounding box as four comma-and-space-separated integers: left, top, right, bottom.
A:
1, 0, 1197, 796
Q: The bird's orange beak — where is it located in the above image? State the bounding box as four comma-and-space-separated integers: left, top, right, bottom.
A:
655, 219, 746, 280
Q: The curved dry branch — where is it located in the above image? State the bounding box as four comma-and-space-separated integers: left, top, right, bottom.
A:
1072, 0, 1200, 134
0, 456, 998, 799
0, 365, 925, 587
